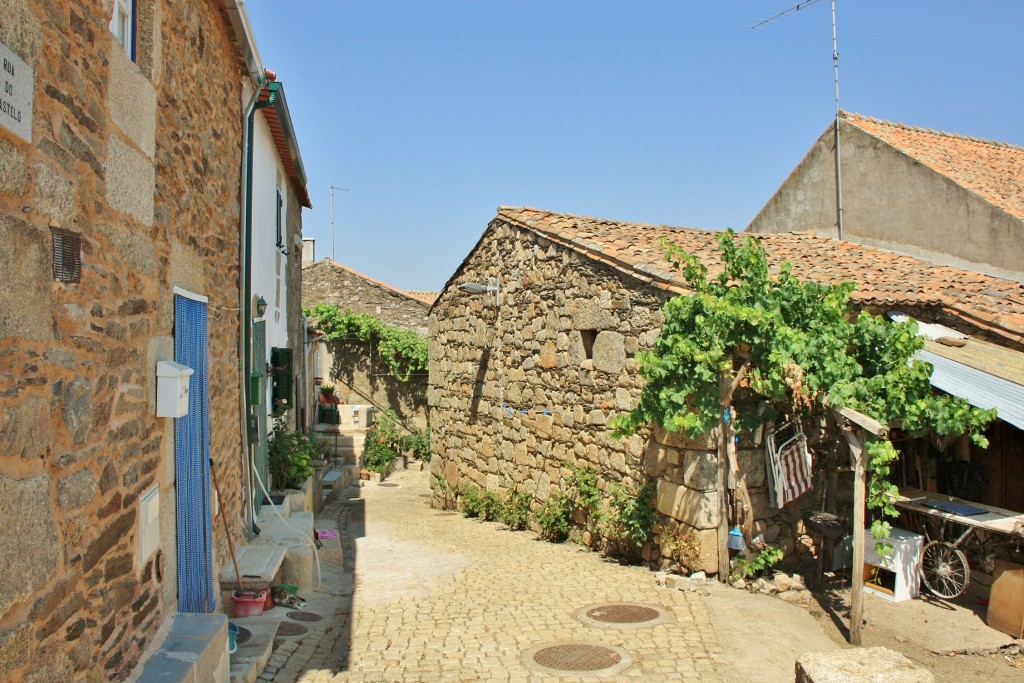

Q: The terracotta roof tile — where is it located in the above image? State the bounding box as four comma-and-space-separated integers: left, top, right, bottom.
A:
496, 207, 1024, 344
840, 111, 1024, 220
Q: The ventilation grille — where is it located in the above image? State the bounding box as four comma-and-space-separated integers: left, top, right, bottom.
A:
51, 227, 81, 282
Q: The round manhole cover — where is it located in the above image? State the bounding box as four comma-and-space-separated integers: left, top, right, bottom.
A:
233, 625, 252, 645
378, 483, 399, 488
523, 642, 633, 676
576, 603, 670, 628
286, 611, 322, 622
276, 621, 308, 636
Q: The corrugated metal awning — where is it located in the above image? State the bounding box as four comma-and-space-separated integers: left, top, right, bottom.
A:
920, 349, 1024, 430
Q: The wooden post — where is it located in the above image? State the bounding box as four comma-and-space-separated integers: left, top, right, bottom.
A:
830, 403, 886, 647
717, 372, 731, 581
845, 429, 866, 646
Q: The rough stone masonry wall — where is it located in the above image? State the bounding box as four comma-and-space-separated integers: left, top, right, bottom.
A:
430, 220, 836, 576
304, 259, 430, 428
429, 219, 668, 510
303, 259, 431, 335
0, 2, 246, 681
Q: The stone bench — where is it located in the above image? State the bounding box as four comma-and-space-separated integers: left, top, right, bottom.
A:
217, 544, 286, 592
796, 647, 934, 683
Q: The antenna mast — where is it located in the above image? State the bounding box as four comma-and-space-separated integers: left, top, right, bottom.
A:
750, 0, 844, 239
330, 186, 348, 262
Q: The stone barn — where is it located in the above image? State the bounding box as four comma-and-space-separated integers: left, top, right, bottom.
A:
429, 207, 1024, 576
303, 258, 434, 429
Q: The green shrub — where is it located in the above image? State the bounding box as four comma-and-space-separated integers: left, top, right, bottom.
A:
460, 484, 484, 518
660, 525, 702, 574
729, 544, 784, 581
602, 480, 656, 563
404, 428, 431, 461
501, 489, 533, 531
267, 418, 316, 489
536, 492, 573, 542
362, 424, 397, 475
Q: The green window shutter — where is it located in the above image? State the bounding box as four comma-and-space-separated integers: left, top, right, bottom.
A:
270, 347, 293, 409
275, 186, 283, 248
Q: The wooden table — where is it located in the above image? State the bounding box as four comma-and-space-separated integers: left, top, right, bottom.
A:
892, 488, 1024, 598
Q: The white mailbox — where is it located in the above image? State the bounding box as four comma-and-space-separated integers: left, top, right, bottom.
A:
156, 361, 194, 417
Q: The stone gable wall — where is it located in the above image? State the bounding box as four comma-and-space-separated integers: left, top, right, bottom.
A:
303, 260, 430, 427
302, 260, 430, 335
0, 1, 246, 680
429, 218, 667, 504
429, 219, 831, 575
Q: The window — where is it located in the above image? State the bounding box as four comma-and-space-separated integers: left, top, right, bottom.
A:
275, 186, 284, 250
110, 0, 136, 61
580, 329, 597, 360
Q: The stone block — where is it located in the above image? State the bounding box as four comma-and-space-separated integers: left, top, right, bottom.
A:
655, 425, 718, 451
655, 479, 719, 530
136, 613, 228, 683
57, 469, 97, 509
737, 448, 766, 487
61, 376, 93, 445
680, 450, 719, 491
100, 223, 157, 276
32, 160, 75, 224
592, 331, 625, 374
0, 137, 27, 196
108, 47, 156, 157
1, 396, 51, 458
106, 135, 154, 226
795, 647, 934, 683
0, 474, 60, 617
0, 214, 51, 341
0, 0, 41, 65
0, 623, 32, 678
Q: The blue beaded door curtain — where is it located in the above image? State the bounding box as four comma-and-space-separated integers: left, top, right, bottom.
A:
174, 291, 215, 612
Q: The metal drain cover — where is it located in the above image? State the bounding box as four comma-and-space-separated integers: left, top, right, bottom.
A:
276, 621, 308, 636
286, 611, 322, 622
523, 642, 633, 676
232, 625, 252, 645
378, 482, 399, 487
576, 603, 670, 628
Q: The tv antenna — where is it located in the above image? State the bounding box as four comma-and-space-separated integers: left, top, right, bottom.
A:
330, 186, 348, 261
750, 0, 844, 240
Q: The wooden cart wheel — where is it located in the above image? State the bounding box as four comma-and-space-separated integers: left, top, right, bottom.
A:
920, 540, 970, 599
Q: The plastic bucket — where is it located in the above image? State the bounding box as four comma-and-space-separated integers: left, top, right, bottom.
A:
231, 589, 266, 617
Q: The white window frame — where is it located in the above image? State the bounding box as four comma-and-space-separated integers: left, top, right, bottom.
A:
109, 0, 135, 61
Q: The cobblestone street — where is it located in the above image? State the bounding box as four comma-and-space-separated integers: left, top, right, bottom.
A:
257, 469, 726, 682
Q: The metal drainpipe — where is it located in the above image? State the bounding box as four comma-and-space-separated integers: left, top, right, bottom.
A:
240, 82, 278, 533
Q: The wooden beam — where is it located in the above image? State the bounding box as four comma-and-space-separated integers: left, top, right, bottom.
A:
824, 397, 887, 437
843, 426, 867, 647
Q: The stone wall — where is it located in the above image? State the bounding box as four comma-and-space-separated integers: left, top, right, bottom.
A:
303, 259, 431, 335
304, 259, 430, 427
429, 218, 667, 516
429, 218, 843, 576
0, 2, 247, 680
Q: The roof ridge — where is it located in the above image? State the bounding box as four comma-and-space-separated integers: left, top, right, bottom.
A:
839, 110, 1024, 152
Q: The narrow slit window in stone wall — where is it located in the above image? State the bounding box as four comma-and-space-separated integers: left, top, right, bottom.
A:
580, 329, 597, 360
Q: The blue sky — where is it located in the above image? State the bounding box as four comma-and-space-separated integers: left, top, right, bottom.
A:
245, 1, 1023, 292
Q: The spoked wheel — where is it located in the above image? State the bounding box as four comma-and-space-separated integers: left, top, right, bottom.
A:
920, 541, 970, 599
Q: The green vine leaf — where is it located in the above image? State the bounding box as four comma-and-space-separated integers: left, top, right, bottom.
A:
304, 303, 428, 382
612, 231, 996, 547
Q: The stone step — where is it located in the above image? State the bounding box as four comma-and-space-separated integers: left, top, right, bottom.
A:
136, 613, 229, 683
228, 615, 282, 683
218, 545, 287, 591
251, 511, 315, 591
323, 465, 360, 504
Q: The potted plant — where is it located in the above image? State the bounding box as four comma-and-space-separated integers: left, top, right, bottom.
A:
268, 416, 316, 490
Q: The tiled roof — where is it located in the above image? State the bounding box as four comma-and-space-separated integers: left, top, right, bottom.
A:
495, 207, 1024, 345
404, 291, 440, 306
840, 111, 1024, 221
259, 82, 313, 209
